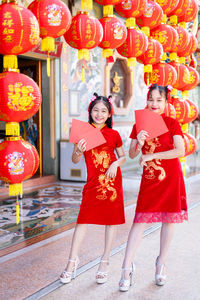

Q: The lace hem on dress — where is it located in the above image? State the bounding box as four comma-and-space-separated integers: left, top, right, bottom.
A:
133, 210, 188, 223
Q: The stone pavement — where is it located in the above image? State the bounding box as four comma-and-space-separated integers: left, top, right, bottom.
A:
0, 174, 199, 300
41, 204, 200, 300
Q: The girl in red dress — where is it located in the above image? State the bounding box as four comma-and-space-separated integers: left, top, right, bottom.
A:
60, 93, 126, 284
119, 84, 187, 291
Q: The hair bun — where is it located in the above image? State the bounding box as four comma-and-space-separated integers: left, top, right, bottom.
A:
93, 92, 99, 97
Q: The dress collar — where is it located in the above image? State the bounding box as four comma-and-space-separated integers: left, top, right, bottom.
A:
92, 123, 107, 130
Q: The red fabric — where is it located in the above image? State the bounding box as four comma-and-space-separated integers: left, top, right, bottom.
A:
130, 114, 187, 223
77, 125, 125, 225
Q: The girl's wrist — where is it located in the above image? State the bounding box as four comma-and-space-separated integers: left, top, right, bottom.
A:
75, 150, 82, 156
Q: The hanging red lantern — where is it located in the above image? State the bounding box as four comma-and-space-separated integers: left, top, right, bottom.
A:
0, 0, 40, 70
178, 0, 198, 23
64, 12, 103, 57
136, 0, 163, 30
169, 61, 190, 90
28, 0, 71, 48
178, 34, 198, 58
183, 132, 197, 156
170, 97, 190, 124
0, 71, 41, 136
28, 0, 72, 76
117, 25, 148, 83
168, 0, 190, 18
0, 137, 39, 195
170, 25, 189, 60
0, 71, 41, 123
98, 15, 127, 59
137, 38, 163, 65
183, 66, 199, 91
64, 12, 103, 81
137, 38, 163, 85
144, 62, 177, 86
185, 99, 199, 122
151, 24, 179, 53
164, 102, 176, 119
117, 27, 148, 66
115, 0, 147, 19
155, 0, 179, 16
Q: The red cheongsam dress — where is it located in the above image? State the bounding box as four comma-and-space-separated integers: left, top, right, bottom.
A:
130, 114, 188, 223
77, 125, 125, 225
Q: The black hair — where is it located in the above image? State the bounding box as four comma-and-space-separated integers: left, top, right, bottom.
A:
148, 84, 168, 101
88, 93, 113, 128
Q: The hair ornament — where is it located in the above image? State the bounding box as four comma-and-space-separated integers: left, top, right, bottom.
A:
167, 85, 173, 91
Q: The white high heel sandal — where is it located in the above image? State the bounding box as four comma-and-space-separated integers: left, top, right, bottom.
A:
119, 263, 135, 292
155, 257, 166, 286
60, 257, 80, 284
96, 260, 109, 284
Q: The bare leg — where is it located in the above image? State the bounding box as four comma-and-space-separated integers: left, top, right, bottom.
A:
121, 223, 146, 279
65, 223, 88, 272
156, 222, 174, 275
97, 225, 116, 273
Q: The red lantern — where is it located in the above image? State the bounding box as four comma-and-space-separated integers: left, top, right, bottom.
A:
183, 133, 197, 156
168, 0, 190, 17
64, 12, 103, 60
0, 137, 39, 192
136, 0, 163, 30
171, 25, 190, 55
169, 61, 190, 90
151, 24, 179, 53
164, 103, 176, 119
170, 97, 190, 124
183, 66, 200, 91
178, 34, 198, 58
144, 62, 177, 86
155, 0, 179, 16
137, 38, 163, 65
115, 0, 147, 19
0, 71, 42, 123
0, 1, 40, 69
28, 0, 71, 47
98, 15, 127, 58
178, 0, 198, 23
185, 99, 199, 122
117, 27, 148, 65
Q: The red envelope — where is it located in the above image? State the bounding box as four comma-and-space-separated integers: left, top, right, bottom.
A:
135, 109, 169, 141
69, 119, 106, 151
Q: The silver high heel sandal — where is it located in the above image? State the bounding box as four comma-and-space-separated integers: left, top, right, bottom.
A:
119, 263, 135, 292
96, 260, 109, 284
155, 257, 166, 286
60, 257, 80, 284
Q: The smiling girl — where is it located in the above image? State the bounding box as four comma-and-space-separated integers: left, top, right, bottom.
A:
60, 93, 126, 285
119, 84, 187, 291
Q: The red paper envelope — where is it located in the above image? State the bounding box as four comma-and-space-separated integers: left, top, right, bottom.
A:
69, 119, 106, 151
135, 109, 169, 140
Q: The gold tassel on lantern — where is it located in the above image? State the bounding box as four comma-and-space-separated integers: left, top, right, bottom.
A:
103, 5, 113, 17
3, 55, 18, 70
127, 58, 136, 85
16, 196, 20, 224
81, 0, 93, 10
126, 17, 136, 28
9, 183, 23, 196
6, 122, 20, 136
41, 37, 55, 77
82, 65, 85, 82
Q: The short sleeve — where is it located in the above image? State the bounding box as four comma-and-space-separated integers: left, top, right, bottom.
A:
115, 131, 123, 148
129, 124, 137, 139
170, 119, 184, 138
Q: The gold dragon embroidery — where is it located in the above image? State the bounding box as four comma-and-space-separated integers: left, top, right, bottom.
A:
144, 139, 166, 181
92, 149, 110, 170
96, 174, 117, 201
